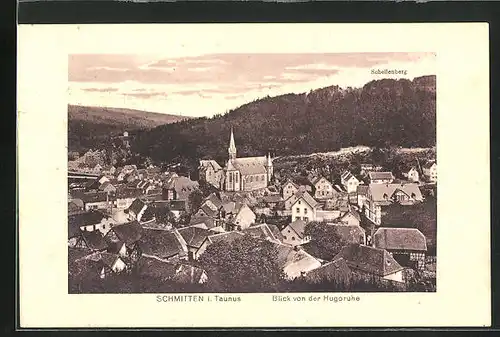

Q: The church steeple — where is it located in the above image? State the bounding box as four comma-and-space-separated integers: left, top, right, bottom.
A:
228, 127, 237, 160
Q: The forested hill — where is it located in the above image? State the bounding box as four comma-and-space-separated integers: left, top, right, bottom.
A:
68, 105, 188, 152
131, 75, 436, 166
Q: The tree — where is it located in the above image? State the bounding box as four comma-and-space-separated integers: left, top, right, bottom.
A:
303, 221, 348, 260
154, 206, 176, 226
187, 189, 204, 214
198, 235, 284, 292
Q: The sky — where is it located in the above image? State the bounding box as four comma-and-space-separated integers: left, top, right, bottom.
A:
68, 52, 436, 117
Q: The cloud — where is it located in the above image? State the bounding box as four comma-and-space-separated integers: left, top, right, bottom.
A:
82, 87, 119, 92
69, 52, 436, 117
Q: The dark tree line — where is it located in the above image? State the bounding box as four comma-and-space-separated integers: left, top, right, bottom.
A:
130, 76, 436, 168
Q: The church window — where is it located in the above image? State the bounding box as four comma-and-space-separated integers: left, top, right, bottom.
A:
235, 173, 239, 183
229, 174, 233, 183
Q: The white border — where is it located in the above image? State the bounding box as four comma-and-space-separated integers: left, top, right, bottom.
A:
18, 23, 490, 327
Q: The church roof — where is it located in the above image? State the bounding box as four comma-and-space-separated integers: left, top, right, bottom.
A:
232, 157, 268, 175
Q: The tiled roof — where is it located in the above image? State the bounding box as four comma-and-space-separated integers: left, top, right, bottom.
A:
136, 256, 177, 280
116, 188, 144, 199
128, 198, 146, 215
80, 192, 109, 203
243, 224, 279, 243
140, 228, 187, 259
207, 231, 245, 245
327, 223, 365, 244
204, 193, 223, 209
294, 191, 318, 209
68, 247, 93, 264
368, 171, 395, 181
262, 194, 283, 204
268, 224, 284, 242
334, 243, 404, 277
171, 265, 207, 284
231, 157, 268, 175
199, 204, 218, 217
356, 185, 369, 195
190, 216, 217, 229
422, 161, 436, 169
287, 219, 307, 239
178, 226, 212, 249
110, 221, 143, 245
199, 160, 223, 171
81, 231, 108, 251
373, 227, 427, 251
368, 183, 423, 202
275, 244, 321, 278
305, 258, 352, 284
83, 251, 121, 269
68, 210, 106, 228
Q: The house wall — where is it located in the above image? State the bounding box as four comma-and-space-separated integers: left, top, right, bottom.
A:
357, 194, 366, 209
235, 205, 256, 230
112, 258, 127, 273
283, 183, 298, 200
281, 226, 309, 246
344, 177, 360, 194
316, 210, 341, 222
283, 258, 322, 280
314, 178, 335, 199
291, 199, 315, 222
284, 194, 299, 210
383, 270, 404, 283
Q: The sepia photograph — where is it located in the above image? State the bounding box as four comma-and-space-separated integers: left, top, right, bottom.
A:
18, 23, 490, 328
67, 52, 438, 294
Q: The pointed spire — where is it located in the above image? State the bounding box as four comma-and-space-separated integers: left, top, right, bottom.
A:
228, 127, 237, 160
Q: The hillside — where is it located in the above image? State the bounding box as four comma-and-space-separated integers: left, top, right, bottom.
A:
68, 105, 188, 152
131, 75, 436, 167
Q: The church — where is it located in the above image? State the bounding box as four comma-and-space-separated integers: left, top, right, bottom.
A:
224, 128, 274, 192
198, 128, 274, 192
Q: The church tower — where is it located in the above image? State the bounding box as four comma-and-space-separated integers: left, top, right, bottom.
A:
228, 127, 237, 161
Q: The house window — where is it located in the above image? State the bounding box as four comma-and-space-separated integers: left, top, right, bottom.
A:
383, 193, 388, 199
298, 201, 301, 205
262, 175, 265, 181
250, 176, 253, 182
296, 207, 300, 213
304, 208, 308, 214
303, 217, 308, 222
295, 217, 300, 221
292, 237, 295, 241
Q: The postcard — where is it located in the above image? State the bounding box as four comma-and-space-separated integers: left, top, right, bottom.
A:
17, 23, 490, 328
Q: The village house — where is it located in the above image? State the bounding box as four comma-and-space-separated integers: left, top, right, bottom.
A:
402, 167, 420, 183
281, 219, 311, 246
80, 192, 113, 211
243, 223, 282, 244
327, 222, 366, 245
114, 188, 144, 210
340, 170, 361, 194
275, 244, 322, 280
98, 181, 117, 194
189, 216, 220, 230
104, 221, 143, 258
177, 226, 212, 260
360, 163, 383, 177
282, 180, 300, 201
305, 258, 352, 285
162, 175, 199, 202
309, 176, 336, 199
422, 161, 437, 183
136, 256, 208, 285
221, 201, 256, 231
196, 231, 245, 257
223, 128, 274, 192
127, 198, 148, 222
139, 228, 188, 263
290, 191, 318, 223
356, 185, 369, 209
69, 229, 108, 252
372, 227, 427, 271
68, 210, 116, 235
199, 160, 225, 189
334, 243, 405, 283
368, 171, 395, 184
363, 183, 424, 225
81, 251, 128, 278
